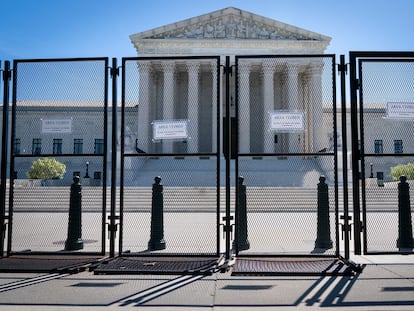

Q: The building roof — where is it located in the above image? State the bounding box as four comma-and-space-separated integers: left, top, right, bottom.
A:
129, 7, 331, 56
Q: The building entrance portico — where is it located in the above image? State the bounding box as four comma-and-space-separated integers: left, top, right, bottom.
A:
129, 7, 332, 159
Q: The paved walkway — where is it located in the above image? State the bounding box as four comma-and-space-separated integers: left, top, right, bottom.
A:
0, 255, 413, 310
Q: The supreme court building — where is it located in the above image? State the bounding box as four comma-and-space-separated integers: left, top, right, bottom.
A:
129, 7, 332, 156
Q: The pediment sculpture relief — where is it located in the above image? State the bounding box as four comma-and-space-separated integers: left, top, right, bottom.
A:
149, 16, 314, 41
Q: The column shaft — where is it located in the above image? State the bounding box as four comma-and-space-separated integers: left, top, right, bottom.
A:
187, 61, 200, 153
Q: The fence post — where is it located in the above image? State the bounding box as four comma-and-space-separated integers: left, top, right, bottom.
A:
397, 175, 414, 250
65, 176, 84, 250
234, 176, 250, 251
315, 176, 333, 249
148, 176, 166, 250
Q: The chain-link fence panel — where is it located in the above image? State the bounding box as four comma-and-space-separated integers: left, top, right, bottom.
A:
120, 57, 221, 256
9, 58, 108, 254
358, 57, 414, 254
235, 55, 339, 256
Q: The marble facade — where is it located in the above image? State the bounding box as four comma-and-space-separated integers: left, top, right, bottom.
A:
129, 7, 332, 154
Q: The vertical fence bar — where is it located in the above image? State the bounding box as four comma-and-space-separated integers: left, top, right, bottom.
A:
349, 52, 362, 255
109, 58, 118, 257
0, 61, 11, 256
340, 55, 350, 259
224, 56, 232, 260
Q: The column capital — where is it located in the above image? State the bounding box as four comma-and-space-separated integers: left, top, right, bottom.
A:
161, 60, 176, 73
286, 62, 300, 75
186, 60, 200, 73
308, 61, 324, 76
138, 61, 152, 73
238, 61, 252, 75
262, 60, 276, 75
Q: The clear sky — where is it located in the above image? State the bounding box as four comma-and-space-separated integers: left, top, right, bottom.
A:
0, 0, 413, 62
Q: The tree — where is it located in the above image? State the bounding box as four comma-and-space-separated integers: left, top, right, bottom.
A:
389, 163, 414, 181
26, 157, 66, 180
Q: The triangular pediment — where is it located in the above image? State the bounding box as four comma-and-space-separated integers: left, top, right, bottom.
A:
130, 7, 330, 42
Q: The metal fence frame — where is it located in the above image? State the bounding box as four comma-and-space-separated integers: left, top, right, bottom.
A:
119, 56, 222, 258
7, 57, 109, 256
350, 51, 414, 255
233, 54, 341, 258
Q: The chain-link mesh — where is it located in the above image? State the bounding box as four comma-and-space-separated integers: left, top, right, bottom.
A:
359, 59, 414, 253
10, 58, 108, 254
235, 55, 338, 256
121, 57, 221, 255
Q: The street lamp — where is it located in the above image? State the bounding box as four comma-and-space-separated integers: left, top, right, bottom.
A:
85, 161, 90, 178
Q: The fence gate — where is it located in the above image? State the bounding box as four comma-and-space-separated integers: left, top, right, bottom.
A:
350, 51, 414, 255
93, 56, 223, 275
231, 54, 355, 276
0, 58, 109, 273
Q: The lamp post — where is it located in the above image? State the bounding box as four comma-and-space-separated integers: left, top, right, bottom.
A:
85, 161, 90, 178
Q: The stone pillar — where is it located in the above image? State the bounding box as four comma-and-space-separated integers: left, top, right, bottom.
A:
286, 63, 300, 153
309, 62, 326, 153
137, 61, 152, 153
262, 60, 275, 153
162, 61, 175, 153
238, 62, 251, 153
187, 61, 200, 153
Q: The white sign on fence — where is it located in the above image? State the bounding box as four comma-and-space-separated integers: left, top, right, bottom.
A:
41, 119, 72, 133
152, 120, 188, 141
386, 102, 414, 119
270, 111, 304, 132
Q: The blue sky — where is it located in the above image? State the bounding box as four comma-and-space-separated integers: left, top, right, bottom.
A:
0, 0, 413, 61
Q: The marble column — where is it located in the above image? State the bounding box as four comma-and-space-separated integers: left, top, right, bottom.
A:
302, 70, 313, 154
238, 61, 251, 153
262, 60, 276, 153
187, 61, 200, 153
162, 61, 175, 153
309, 61, 326, 152
286, 63, 300, 153
137, 61, 152, 153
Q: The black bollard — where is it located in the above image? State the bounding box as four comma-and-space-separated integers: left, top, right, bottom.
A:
397, 176, 414, 250
65, 176, 84, 250
234, 176, 250, 251
315, 176, 333, 249
148, 176, 166, 250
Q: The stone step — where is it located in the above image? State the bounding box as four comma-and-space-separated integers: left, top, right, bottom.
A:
10, 186, 403, 213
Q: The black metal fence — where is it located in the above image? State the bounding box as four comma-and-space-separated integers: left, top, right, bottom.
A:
350, 52, 414, 254
119, 57, 222, 256
234, 55, 340, 257
0, 52, 412, 262
7, 58, 109, 255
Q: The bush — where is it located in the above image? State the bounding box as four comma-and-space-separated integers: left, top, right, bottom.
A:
26, 157, 66, 180
389, 163, 414, 181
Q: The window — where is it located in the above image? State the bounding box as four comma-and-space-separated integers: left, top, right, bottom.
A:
32, 138, 41, 155
94, 139, 104, 154
394, 140, 403, 154
13, 138, 21, 155
374, 140, 383, 154
53, 138, 63, 154
73, 139, 83, 154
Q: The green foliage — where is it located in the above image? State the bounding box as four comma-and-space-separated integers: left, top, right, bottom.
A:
26, 157, 66, 180
389, 163, 414, 181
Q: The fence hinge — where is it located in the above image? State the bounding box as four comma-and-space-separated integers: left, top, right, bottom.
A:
2, 67, 12, 81
223, 64, 233, 76
337, 63, 348, 74
222, 215, 234, 233
110, 66, 119, 78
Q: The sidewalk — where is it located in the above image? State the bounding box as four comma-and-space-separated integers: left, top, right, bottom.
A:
0, 255, 413, 310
